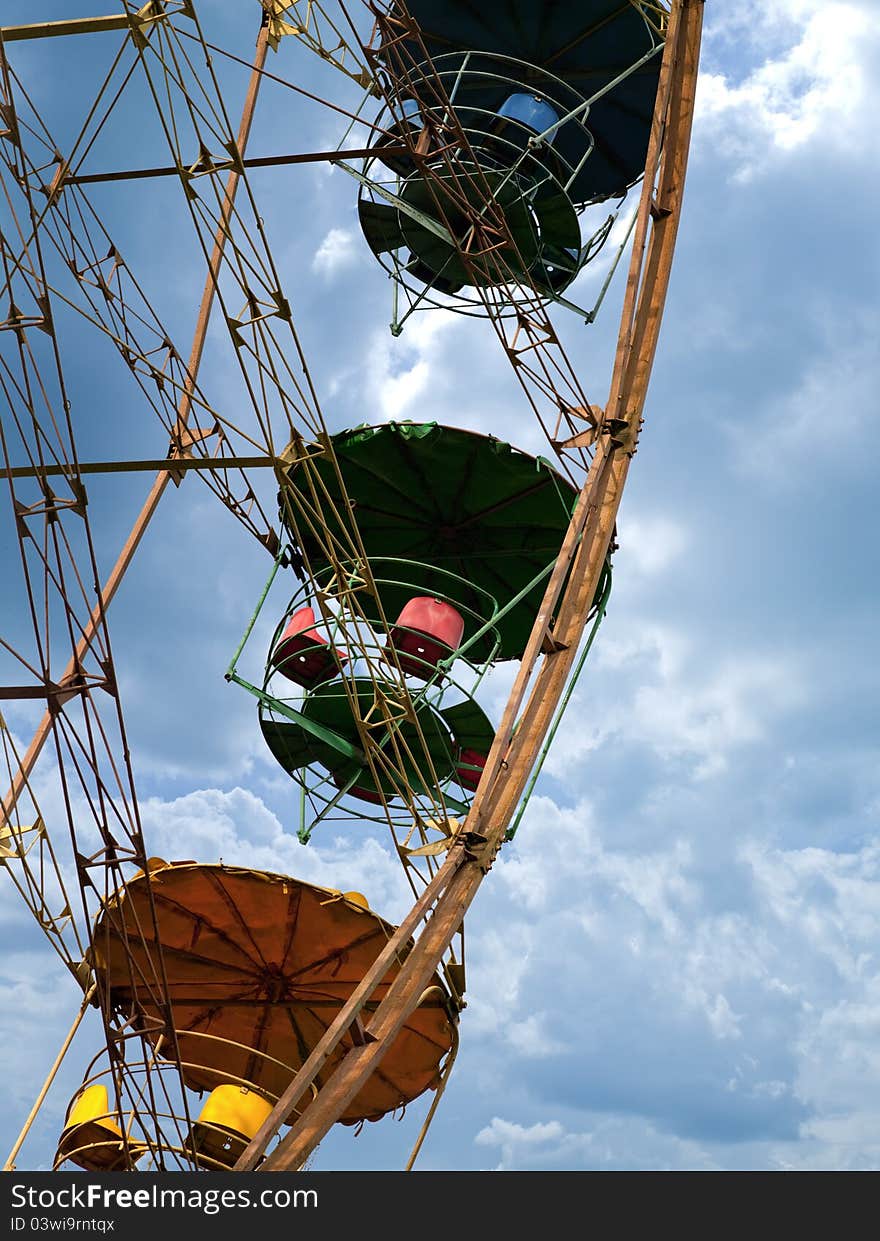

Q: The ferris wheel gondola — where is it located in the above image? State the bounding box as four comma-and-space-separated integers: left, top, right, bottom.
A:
358, 0, 667, 308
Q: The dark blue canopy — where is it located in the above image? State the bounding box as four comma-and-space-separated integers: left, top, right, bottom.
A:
391, 1, 664, 203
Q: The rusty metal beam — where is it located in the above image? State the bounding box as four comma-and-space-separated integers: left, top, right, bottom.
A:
5, 455, 275, 480
63, 147, 407, 186
0, 17, 131, 43
236, 0, 705, 1173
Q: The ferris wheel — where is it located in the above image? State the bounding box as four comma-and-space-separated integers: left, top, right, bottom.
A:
0, 0, 704, 1173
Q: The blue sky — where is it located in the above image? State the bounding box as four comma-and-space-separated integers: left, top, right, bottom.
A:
1, 0, 879, 1172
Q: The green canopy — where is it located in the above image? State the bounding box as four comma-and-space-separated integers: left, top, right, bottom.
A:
280, 422, 581, 662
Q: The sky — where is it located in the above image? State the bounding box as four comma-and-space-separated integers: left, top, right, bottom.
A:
1, 0, 879, 1173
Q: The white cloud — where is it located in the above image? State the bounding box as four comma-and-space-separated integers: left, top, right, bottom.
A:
472, 1113, 723, 1172
312, 227, 360, 277
696, 2, 877, 177
629, 652, 806, 778
546, 622, 807, 781
138, 785, 416, 920
506, 1013, 567, 1059
463, 921, 535, 1037
744, 840, 880, 981
447, 793, 880, 1164
597, 838, 698, 938
474, 1117, 566, 1169
615, 513, 690, 578
475, 1117, 564, 1147
365, 312, 458, 420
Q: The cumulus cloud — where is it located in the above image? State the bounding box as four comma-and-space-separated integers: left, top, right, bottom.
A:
312, 227, 360, 277
445, 792, 880, 1165
473, 1114, 722, 1172
474, 1117, 566, 1170
696, 1, 878, 176
615, 512, 690, 578
363, 311, 459, 421
138, 785, 417, 920
544, 621, 807, 782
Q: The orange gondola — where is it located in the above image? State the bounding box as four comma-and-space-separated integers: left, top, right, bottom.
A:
90, 862, 457, 1127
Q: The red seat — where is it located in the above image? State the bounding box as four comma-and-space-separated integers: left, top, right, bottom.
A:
456, 747, 487, 792
271, 606, 347, 689
386, 597, 465, 680
331, 772, 385, 805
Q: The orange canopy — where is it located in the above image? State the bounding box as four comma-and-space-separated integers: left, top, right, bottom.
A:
92, 862, 455, 1126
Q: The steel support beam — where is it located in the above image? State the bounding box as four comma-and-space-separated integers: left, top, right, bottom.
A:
5, 455, 276, 480
0, 17, 131, 43
63, 147, 407, 186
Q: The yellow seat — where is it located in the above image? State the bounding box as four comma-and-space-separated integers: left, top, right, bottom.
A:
130, 856, 169, 881
323, 888, 370, 911
55, 1084, 131, 1172
188, 1085, 274, 1168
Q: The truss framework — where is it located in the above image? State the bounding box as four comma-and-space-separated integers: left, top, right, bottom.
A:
0, 34, 203, 1169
